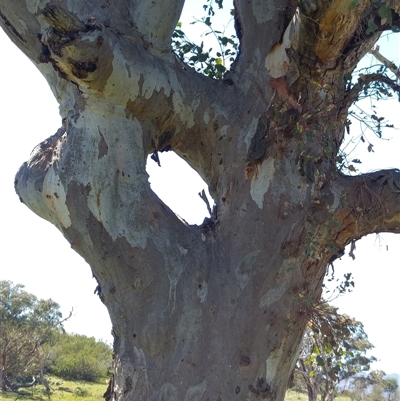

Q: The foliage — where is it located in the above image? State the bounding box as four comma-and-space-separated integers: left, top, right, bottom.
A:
339, 50, 400, 173
0, 281, 111, 392
172, 0, 238, 79
351, 0, 400, 34
294, 303, 376, 401
0, 280, 63, 391
48, 333, 112, 382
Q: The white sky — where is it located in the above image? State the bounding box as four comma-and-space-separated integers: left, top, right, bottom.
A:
0, 3, 399, 375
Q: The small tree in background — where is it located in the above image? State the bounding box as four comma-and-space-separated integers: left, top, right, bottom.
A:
0, 280, 63, 391
294, 303, 376, 401
349, 371, 399, 401
383, 378, 399, 401
0, 280, 112, 392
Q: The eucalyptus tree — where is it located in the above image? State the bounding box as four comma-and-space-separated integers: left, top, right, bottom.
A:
1, 1, 399, 400
295, 303, 375, 401
0, 281, 62, 391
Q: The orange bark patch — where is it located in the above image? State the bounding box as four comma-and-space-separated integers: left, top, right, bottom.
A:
269, 76, 302, 112
316, 0, 367, 64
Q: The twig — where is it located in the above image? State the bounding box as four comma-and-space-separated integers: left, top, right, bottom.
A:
369, 45, 400, 80
198, 189, 212, 216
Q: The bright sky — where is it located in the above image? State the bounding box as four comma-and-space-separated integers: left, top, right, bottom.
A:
0, 3, 399, 375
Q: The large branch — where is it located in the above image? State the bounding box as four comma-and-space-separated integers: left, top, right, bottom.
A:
333, 170, 400, 246
0, 1, 133, 62
127, 0, 185, 51
2, 0, 264, 196
1, 1, 274, 193
232, 0, 296, 85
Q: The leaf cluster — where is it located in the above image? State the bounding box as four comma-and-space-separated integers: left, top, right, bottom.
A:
339, 51, 399, 174
172, 0, 238, 79
351, 0, 400, 34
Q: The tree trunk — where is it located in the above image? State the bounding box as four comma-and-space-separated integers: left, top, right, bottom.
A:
0, 368, 4, 392
297, 359, 318, 401
2, 1, 400, 400
39, 364, 51, 395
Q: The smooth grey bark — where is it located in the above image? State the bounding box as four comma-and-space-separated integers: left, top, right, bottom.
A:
1, 1, 400, 400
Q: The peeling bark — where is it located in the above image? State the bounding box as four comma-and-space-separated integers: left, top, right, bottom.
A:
2, 0, 400, 400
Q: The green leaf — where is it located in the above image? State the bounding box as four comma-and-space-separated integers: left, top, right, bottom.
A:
378, 4, 392, 26
366, 18, 379, 35
350, 0, 360, 10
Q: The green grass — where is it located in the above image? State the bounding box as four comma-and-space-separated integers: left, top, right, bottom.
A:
285, 389, 353, 401
1, 381, 353, 401
0, 377, 109, 401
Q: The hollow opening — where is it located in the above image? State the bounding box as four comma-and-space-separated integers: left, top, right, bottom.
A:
146, 151, 215, 225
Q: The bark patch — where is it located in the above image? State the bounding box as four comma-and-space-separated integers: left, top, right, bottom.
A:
250, 158, 275, 209
97, 129, 109, 159
316, 0, 367, 65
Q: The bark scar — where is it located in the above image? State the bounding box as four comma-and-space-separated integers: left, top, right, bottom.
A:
270, 76, 302, 112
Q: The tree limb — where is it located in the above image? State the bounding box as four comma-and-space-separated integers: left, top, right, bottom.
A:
127, 0, 185, 51
345, 73, 400, 106
369, 45, 400, 80
1, 0, 263, 193
334, 169, 400, 242
0, 1, 133, 61
232, 0, 296, 83
315, 0, 369, 66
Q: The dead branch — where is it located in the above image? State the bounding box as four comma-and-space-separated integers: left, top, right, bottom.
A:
369, 45, 400, 80
345, 72, 400, 106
